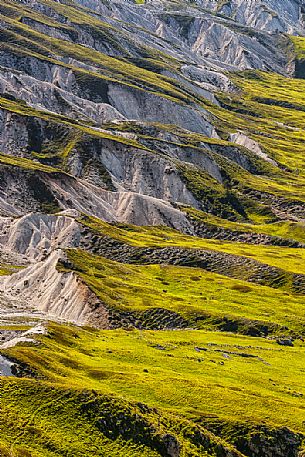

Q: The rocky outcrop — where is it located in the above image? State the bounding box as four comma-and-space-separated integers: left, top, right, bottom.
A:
229, 131, 278, 166
0, 213, 80, 262
195, 0, 304, 35
0, 250, 103, 325
107, 84, 216, 136
0, 163, 195, 231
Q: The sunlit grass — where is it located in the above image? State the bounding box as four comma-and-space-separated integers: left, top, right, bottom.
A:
5, 324, 305, 432
59, 248, 305, 336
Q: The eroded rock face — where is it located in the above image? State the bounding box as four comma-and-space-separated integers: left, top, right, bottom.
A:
0, 166, 196, 235
0, 0, 303, 295
0, 0, 302, 233
0, 250, 106, 326
229, 131, 278, 166
107, 84, 216, 135
195, 0, 304, 34
0, 354, 14, 376
0, 213, 80, 261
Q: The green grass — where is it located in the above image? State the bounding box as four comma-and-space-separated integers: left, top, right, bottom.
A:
0, 152, 59, 173
58, 248, 305, 336
0, 263, 24, 276
80, 217, 305, 275
183, 207, 305, 243
3, 323, 305, 440
0, 327, 254, 457
212, 71, 305, 198
289, 36, 305, 60
0, 379, 163, 457
0, 267, 14, 275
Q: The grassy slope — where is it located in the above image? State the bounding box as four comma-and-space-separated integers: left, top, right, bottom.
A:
0, 152, 60, 173
2, 0, 305, 225
62, 248, 305, 336
0, 323, 305, 456
213, 71, 305, 198
80, 217, 305, 275
0, 379, 163, 457
289, 35, 305, 60
1, 2, 305, 455
0, 265, 23, 275
183, 207, 305, 243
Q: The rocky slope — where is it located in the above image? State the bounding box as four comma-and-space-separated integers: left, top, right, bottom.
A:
1, 0, 305, 456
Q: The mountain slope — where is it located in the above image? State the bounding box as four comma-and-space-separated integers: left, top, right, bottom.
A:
0, 0, 305, 456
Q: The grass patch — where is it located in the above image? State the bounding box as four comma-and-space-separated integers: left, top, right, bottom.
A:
80, 217, 305, 275
59, 248, 305, 336
3, 323, 305, 436
0, 152, 59, 173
